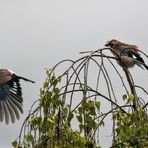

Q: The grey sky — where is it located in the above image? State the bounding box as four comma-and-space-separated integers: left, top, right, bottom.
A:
0, 0, 148, 147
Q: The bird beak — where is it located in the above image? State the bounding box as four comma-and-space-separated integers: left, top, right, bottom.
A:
105, 41, 110, 47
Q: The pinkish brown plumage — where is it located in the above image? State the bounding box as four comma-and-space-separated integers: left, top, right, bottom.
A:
105, 39, 148, 70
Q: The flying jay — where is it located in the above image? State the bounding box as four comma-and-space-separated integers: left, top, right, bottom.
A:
0, 69, 34, 124
105, 39, 148, 70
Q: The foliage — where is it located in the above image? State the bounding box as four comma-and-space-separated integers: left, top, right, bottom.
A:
12, 48, 148, 148
12, 71, 101, 148
112, 109, 148, 147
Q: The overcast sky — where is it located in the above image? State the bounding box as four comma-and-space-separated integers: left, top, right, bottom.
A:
0, 0, 148, 147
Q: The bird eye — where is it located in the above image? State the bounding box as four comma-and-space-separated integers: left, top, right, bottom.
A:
111, 40, 117, 45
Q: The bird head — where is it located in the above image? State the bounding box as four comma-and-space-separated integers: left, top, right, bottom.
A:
105, 39, 119, 48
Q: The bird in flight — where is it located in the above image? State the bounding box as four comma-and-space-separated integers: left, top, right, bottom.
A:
105, 39, 148, 70
0, 69, 35, 124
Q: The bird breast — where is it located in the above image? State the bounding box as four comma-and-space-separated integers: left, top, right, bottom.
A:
119, 56, 135, 68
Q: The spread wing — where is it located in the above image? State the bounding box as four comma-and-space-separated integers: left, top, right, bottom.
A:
0, 69, 34, 124
0, 78, 23, 124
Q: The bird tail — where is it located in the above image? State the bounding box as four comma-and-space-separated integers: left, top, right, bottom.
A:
136, 63, 148, 70
132, 58, 148, 70
135, 54, 148, 70
135, 62, 145, 69
18, 76, 35, 83
143, 63, 148, 70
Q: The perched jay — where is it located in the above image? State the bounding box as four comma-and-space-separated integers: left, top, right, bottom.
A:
0, 69, 35, 124
105, 39, 148, 70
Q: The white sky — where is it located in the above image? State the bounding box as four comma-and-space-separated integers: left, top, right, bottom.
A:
0, 0, 148, 147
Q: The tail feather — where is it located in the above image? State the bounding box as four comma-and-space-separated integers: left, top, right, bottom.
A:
18, 76, 35, 83
135, 62, 145, 69
132, 58, 148, 70
144, 63, 148, 70
132, 53, 148, 70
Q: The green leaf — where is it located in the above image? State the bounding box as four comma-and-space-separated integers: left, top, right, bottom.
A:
43, 81, 48, 88
48, 130, 54, 137
115, 128, 120, 135
12, 141, 17, 147
78, 107, 83, 114
46, 91, 52, 99
99, 120, 104, 127
122, 94, 127, 101
127, 93, 134, 104
31, 115, 42, 125
25, 135, 34, 142
47, 118, 55, 124
40, 89, 45, 97
55, 99, 62, 106
54, 87, 60, 94
79, 124, 84, 132
68, 112, 74, 123
76, 115, 83, 123
90, 120, 97, 129
95, 101, 101, 110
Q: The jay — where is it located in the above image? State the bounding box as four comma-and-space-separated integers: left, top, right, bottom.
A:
0, 69, 34, 124
105, 39, 148, 70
